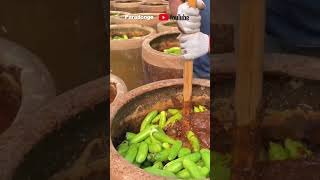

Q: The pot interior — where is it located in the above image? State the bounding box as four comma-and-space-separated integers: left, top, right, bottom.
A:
164, 21, 177, 27
13, 102, 107, 180
116, 0, 141, 3
150, 32, 180, 52
0, 65, 21, 133
213, 73, 320, 179
111, 83, 210, 147
143, 2, 167, 6
110, 27, 150, 40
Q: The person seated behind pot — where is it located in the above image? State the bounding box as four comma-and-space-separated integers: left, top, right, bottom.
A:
169, 0, 210, 79
266, 0, 320, 56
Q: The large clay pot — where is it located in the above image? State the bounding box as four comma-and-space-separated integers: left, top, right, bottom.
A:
110, 73, 127, 104
142, 31, 184, 83
157, 20, 178, 33
110, 78, 210, 180
0, 38, 55, 134
110, 11, 131, 25
110, 24, 155, 90
139, 2, 168, 13
212, 54, 320, 179
113, 0, 143, 13
111, 12, 161, 29
0, 77, 107, 180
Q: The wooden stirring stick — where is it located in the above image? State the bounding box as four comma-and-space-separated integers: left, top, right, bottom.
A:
182, 0, 197, 121
232, 0, 265, 179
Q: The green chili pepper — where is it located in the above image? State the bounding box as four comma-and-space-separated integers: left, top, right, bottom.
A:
183, 158, 205, 179
159, 111, 167, 129
147, 153, 156, 162
167, 108, 180, 115
168, 140, 182, 161
155, 149, 170, 162
140, 110, 158, 132
200, 166, 210, 177
136, 141, 149, 163
200, 149, 210, 169
152, 131, 176, 144
151, 114, 161, 124
149, 143, 162, 153
152, 161, 164, 169
124, 143, 140, 163
117, 140, 129, 156
164, 152, 201, 168
198, 105, 207, 112
194, 106, 201, 113
163, 161, 184, 173
126, 132, 136, 141
150, 133, 161, 144
163, 47, 182, 55
176, 169, 191, 179
197, 160, 205, 167
144, 167, 177, 178
187, 131, 200, 152
165, 113, 182, 127
144, 137, 152, 144
178, 147, 192, 158
162, 142, 170, 149
130, 126, 152, 144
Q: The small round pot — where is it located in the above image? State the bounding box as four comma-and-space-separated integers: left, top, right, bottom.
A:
110, 11, 131, 25
110, 78, 210, 180
0, 77, 107, 179
142, 31, 184, 83
110, 24, 155, 90
113, 0, 143, 13
139, 2, 168, 13
0, 38, 56, 134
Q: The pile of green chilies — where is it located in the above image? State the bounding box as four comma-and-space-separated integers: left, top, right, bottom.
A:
117, 106, 210, 179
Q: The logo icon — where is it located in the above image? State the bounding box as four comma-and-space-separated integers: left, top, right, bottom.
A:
159, 13, 169, 21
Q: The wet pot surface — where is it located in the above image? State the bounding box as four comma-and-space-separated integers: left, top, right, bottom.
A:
13, 103, 107, 180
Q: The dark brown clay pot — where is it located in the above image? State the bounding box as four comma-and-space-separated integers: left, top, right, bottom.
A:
110, 78, 210, 180
110, 73, 127, 104
142, 31, 184, 83
213, 53, 320, 179
0, 38, 55, 134
110, 24, 155, 90
0, 77, 107, 180
157, 20, 178, 33
139, 2, 168, 13
110, 11, 131, 24
113, 0, 143, 13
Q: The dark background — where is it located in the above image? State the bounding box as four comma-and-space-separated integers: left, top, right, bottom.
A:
0, 0, 107, 94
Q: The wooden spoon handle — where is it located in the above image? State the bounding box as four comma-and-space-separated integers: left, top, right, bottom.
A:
183, 0, 197, 103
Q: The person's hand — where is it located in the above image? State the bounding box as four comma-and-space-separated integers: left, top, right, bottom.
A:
177, 0, 205, 34
179, 32, 209, 60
